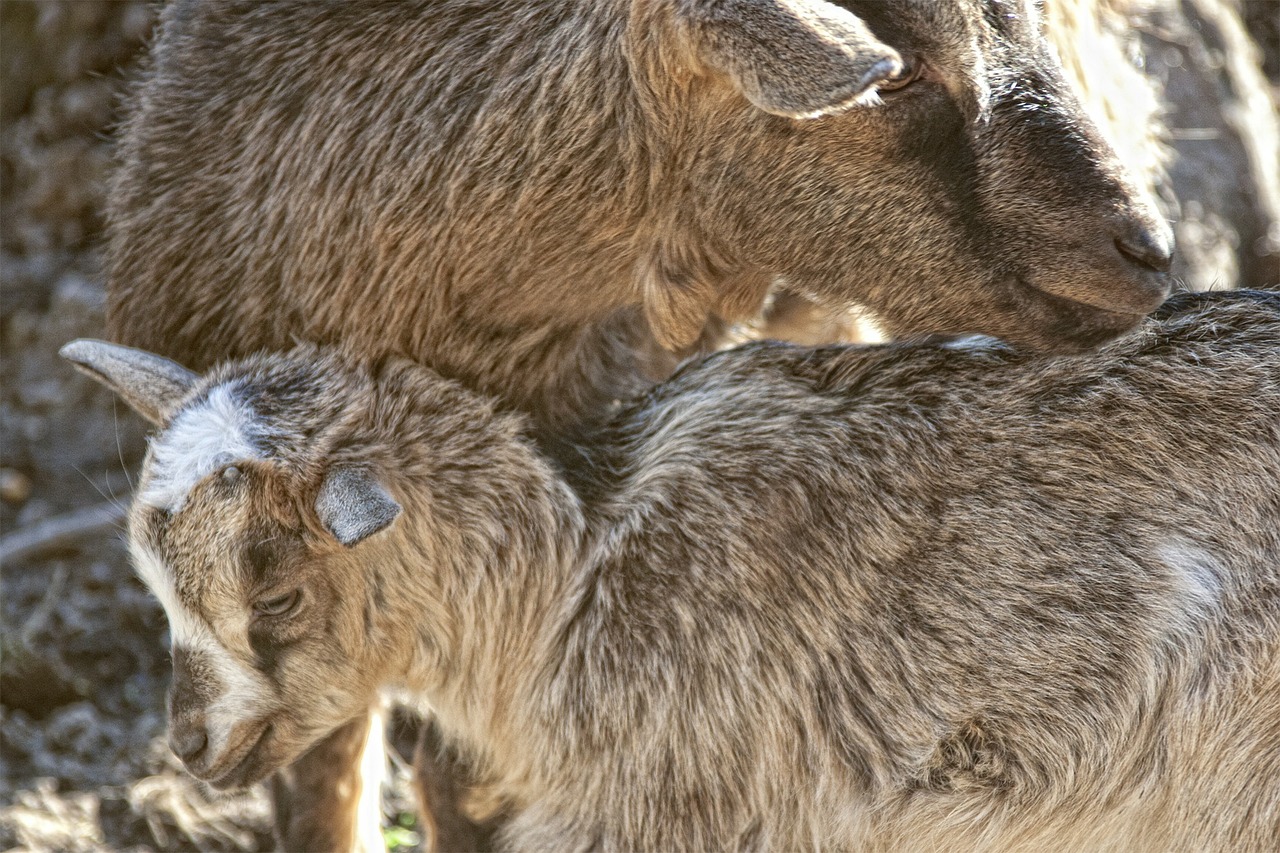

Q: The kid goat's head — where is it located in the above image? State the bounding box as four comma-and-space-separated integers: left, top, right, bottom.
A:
61, 340, 403, 789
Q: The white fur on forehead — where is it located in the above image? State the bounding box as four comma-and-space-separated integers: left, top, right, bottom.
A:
141, 383, 267, 512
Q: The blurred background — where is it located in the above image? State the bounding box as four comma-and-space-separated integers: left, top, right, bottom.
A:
1, 1, 1276, 850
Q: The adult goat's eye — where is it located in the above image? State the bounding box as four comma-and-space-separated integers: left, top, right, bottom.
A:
253, 589, 300, 618
878, 58, 924, 94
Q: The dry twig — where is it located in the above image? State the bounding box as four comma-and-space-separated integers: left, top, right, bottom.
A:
0, 501, 126, 566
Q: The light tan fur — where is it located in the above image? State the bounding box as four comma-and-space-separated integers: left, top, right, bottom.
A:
67, 290, 1280, 851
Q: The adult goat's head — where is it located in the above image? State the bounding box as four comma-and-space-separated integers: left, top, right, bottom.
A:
637, 0, 1171, 351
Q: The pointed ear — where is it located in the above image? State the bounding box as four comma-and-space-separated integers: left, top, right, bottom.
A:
678, 0, 902, 118
59, 339, 197, 426
316, 466, 401, 548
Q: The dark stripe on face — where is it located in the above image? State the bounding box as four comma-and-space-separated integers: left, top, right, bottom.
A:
249, 630, 285, 679
245, 534, 285, 586
242, 525, 303, 589
983, 0, 1017, 36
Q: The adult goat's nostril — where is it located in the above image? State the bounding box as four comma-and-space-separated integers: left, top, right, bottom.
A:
1115, 227, 1173, 274
170, 724, 208, 764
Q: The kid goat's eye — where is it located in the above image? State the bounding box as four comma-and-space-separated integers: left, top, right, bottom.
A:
253, 589, 300, 618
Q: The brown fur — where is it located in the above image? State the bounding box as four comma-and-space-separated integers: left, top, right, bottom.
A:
108, 1, 1180, 844
72, 290, 1280, 851
107, 0, 1174, 439
268, 715, 373, 853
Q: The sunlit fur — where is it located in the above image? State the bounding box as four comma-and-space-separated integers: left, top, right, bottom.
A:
140, 384, 267, 512
118, 291, 1278, 851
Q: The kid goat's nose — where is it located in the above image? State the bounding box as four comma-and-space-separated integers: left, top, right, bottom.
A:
168, 646, 211, 766
169, 721, 208, 764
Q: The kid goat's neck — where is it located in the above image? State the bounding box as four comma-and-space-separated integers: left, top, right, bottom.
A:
360, 361, 590, 785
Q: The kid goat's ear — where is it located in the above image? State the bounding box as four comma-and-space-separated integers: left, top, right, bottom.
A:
59, 338, 197, 426
316, 465, 402, 547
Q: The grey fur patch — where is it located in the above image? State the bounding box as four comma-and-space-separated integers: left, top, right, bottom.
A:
687, 0, 902, 119
316, 466, 402, 547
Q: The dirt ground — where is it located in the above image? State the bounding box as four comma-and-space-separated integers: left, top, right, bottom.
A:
1, 2, 1276, 852
0, 4, 421, 850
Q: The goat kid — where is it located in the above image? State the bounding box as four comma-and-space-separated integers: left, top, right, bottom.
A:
65, 291, 1279, 850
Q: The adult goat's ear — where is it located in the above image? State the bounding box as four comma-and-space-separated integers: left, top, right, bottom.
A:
316, 465, 401, 548
59, 339, 197, 426
677, 0, 902, 118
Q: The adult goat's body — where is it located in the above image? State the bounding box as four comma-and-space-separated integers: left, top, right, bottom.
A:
109, 0, 1174, 438
67, 291, 1280, 851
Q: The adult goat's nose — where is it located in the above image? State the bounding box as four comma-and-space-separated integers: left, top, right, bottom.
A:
170, 721, 209, 764
1115, 222, 1173, 274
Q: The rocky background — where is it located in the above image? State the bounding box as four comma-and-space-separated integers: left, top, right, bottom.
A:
1, 1, 1276, 851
